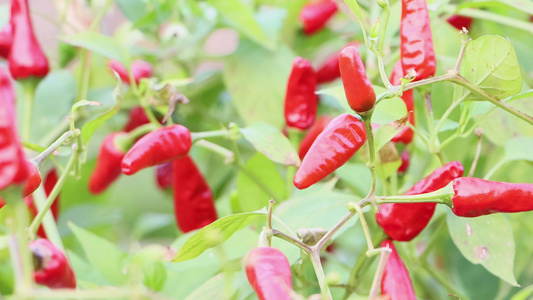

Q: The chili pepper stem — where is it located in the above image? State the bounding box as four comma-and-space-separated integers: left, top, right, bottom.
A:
190, 129, 231, 141
21, 78, 37, 141
30, 130, 74, 167
272, 229, 311, 253
309, 252, 333, 300
314, 210, 356, 251
376, 185, 454, 207
361, 112, 378, 208
346, 202, 379, 257
368, 247, 392, 299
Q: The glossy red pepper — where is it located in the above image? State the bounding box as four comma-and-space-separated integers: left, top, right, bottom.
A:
25, 169, 60, 238
451, 178, 533, 217
284, 57, 317, 130
400, 0, 436, 81
22, 160, 41, 197
8, 0, 49, 79
294, 114, 366, 189
339, 46, 376, 113
0, 66, 28, 191
376, 161, 464, 241
122, 125, 192, 175
397, 150, 410, 174
30, 239, 76, 289
316, 52, 341, 84
447, 15, 473, 31
298, 115, 332, 160
299, 0, 338, 35
88, 132, 127, 194
381, 239, 416, 300
172, 155, 217, 233
0, 23, 12, 59
156, 162, 173, 190
108, 59, 153, 85
245, 247, 293, 300
123, 106, 151, 132
389, 61, 415, 144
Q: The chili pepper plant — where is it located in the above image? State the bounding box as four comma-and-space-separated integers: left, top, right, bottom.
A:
0, 0, 532, 299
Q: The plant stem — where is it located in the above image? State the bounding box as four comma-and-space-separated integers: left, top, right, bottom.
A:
421, 260, 469, 300
457, 8, 533, 34
346, 202, 380, 257
30, 131, 74, 167
375, 187, 454, 206
468, 128, 483, 177
375, 3, 392, 88
309, 252, 333, 300
272, 229, 311, 253
22, 78, 37, 141
314, 211, 356, 251
191, 129, 230, 141
368, 247, 391, 299
362, 113, 377, 201
429, 101, 461, 153
78, 50, 92, 102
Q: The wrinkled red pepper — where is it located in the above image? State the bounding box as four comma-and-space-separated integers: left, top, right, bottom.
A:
299, 0, 338, 35
156, 162, 173, 190
0, 66, 28, 191
88, 132, 127, 194
397, 150, 410, 174
389, 61, 415, 144
25, 169, 60, 238
172, 155, 217, 233
245, 247, 293, 300
22, 160, 41, 197
284, 57, 317, 130
9, 0, 49, 79
446, 15, 473, 31
376, 161, 464, 241
400, 0, 436, 81
294, 114, 366, 189
381, 239, 416, 300
451, 178, 533, 217
0, 23, 12, 59
108, 59, 153, 85
29, 239, 76, 289
339, 46, 376, 113
122, 125, 192, 175
298, 115, 332, 160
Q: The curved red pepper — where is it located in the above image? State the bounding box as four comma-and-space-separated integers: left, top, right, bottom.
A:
400, 0, 436, 81
299, 0, 338, 35
0, 66, 28, 191
0, 23, 12, 59
25, 169, 60, 238
88, 132, 127, 194
397, 150, 410, 174
389, 60, 415, 144
452, 178, 533, 217
172, 156, 217, 233
9, 0, 49, 79
339, 46, 376, 113
284, 57, 317, 130
22, 160, 41, 197
381, 239, 416, 300
108, 59, 153, 85
156, 162, 173, 190
298, 115, 332, 160
446, 15, 473, 31
30, 239, 76, 289
245, 247, 293, 300
376, 161, 464, 241
122, 125, 192, 175
294, 114, 366, 189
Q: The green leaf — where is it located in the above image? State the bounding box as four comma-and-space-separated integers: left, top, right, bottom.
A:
503, 137, 533, 163
447, 212, 519, 286
375, 142, 401, 180
62, 31, 131, 66
68, 223, 128, 285
511, 285, 533, 300
116, 0, 146, 23
207, 0, 273, 49
185, 275, 227, 300
236, 153, 288, 212
240, 122, 300, 167
335, 163, 372, 197
374, 116, 409, 152
454, 35, 522, 102
172, 211, 266, 262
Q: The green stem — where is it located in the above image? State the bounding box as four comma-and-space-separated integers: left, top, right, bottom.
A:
309, 253, 333, 300
362, 113, 377, 198
314, 211, 356, 251
30, 131, 74, 167
78, 50, 92, 102
368, 247, 391, 299
421, 260, 469, 300
31, 187, 64, 251
429, 101, 461, 153
457, 8, 533, 34
195, 140, 234, 164
375, 4, 391, 88
375, 187, 454, 206
272, 229, 311, 253
346, 202, 380, 257
22, 78, 37, 141
191, 129, 230, 141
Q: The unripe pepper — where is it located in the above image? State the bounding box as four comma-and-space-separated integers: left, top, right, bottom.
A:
381, 239, 416, 300
294, 114, 366, 189
298, 115, 332, 159
376, 161, 464, 241
88, 132, 127, 194
299, 0, 338, 35
108, 59, 153, 85
245, 247, 293, 300
172, 156, 217, 233
0, 23, 12, 59
447, 15, 473, 31
339, 46, 376, 113
0, 66, 28, 191
451, 178, 533, 217
122, 125, 192, 175
400, 0, 436, 81
389, 61, 415, 144
30, 239, 76, 289
9, 0, 49, 79
284, 57, 317, 130
156, 162, 173, 190
22, 160, 41, 197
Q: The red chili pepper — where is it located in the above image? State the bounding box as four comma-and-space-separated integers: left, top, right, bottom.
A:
0, 66, 28, 191
123, 106, 151, 132
397, 150, 410, 174
381, 239, 416, 300
25, 169, 60, 238
316, 52, 341, 84
8, 0, 49, 79
88, 132, 127, 194
299, 0, 338, 35
22, 160, 41, 197
284, 57, 317, 130
108, 59, 153, 85
451, 178, 533, 217
389, 61, 415, 145
0, 23, 12, 59
29, 239, 76, 289
122, 125, 192, 176
245, 247, 293, 300
294, 114, 366, 189
446, 15, 473, 31
172, 155, 217, 233
339, 46, 376, 113
156, 162, 173, 190
298, 115, 332, 160
376, 161, 464, 241
400, 0, 436, 81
